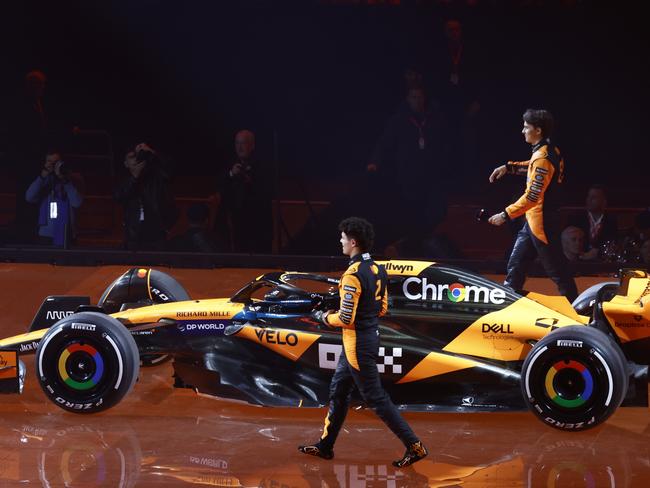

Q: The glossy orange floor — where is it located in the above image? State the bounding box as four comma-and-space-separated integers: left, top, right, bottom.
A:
1, 263, 648, 487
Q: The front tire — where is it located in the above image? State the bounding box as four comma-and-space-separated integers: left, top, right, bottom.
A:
521, 325, 628, 431
36, 312, 140, 413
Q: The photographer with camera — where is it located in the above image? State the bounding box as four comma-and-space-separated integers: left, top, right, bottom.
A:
114, 142, 177, 250
25, 149, 83, 247
215, 129, 273, 253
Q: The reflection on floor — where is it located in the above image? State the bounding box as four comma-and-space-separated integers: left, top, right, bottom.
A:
1, 364, 650, 487
0, 263, 647, 487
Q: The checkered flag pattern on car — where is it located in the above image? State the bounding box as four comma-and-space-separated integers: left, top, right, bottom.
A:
335, 464, 404, 488
377, 347, 402, 374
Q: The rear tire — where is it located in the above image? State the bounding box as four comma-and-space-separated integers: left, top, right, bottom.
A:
98, 268, 190, 314
571, 282, 618, 317
36, 312, 139, 413
98, 268, 189, 367
521, 325, 628, 431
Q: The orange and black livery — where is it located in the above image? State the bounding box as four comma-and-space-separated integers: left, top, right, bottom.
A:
313, 252, 421, 460
325, 252, 388, 369
502, 137, 578, 301
505, 139, 565, 244
0, 262, 649, 432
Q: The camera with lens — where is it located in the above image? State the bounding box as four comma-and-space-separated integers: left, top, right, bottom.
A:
55, 160, 71, 178
136, 149, 154, 164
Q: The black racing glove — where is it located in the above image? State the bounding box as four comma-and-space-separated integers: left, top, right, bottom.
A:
311, 310, 330, 326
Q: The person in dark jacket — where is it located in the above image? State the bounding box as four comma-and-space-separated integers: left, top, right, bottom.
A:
216, 130, 273, 253
25, 149, 82, 247
566, 184, 618, 260
368, 85, 448, 254
114, 143, 176, 250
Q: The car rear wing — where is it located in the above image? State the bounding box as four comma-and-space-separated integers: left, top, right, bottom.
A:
28, 296, 91, 332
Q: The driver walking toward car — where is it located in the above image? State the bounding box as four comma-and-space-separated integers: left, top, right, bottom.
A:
488, 109, 578, 302
299, 216, 428, 468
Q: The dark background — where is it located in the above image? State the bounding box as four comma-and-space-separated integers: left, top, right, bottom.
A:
1, 0, 648, 207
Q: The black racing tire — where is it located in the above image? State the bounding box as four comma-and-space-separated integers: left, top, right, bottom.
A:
98, 268, 190, 314
35, 311, 140, 413
521, 325, 628, 431
137, 269, 186, 367
571, 282, 618, 317
98, 268, 189, 368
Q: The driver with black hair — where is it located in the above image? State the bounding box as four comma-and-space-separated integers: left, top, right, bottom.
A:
299, 216, 428, 468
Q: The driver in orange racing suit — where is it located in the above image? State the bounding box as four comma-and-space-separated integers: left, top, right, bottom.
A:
299, 217, 428, 468
488, 108, 578, 302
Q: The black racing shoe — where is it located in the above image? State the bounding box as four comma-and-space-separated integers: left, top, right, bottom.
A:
392, 441, 428, 468
298, 443, 334, 460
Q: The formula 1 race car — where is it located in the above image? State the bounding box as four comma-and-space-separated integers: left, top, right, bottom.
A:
1, 261, 649, 431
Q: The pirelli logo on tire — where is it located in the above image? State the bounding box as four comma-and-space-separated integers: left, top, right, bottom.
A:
71, 323, 96, 331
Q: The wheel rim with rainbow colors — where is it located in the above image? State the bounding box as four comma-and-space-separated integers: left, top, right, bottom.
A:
544, 359, 594, 409
57, 342, 105, 391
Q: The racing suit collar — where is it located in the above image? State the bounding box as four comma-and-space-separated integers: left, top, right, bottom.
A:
349, 252, 372, 265
532, 138, 551, 153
